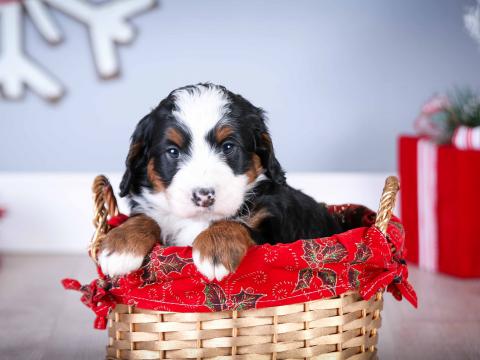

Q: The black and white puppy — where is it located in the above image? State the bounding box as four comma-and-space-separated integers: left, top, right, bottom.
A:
99, 83, 342, 280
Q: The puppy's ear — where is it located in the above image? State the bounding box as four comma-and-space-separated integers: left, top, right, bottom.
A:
250, 110, 286, 185
119, 115, 151, 197
256, 131, 286, 185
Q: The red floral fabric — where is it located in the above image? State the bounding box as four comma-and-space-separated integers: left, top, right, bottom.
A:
63, 205, 417, 329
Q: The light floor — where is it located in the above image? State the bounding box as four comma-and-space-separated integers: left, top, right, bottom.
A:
0, 254, 479, 360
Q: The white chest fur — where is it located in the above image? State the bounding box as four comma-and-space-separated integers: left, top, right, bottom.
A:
132, 192, 211, 246
155, 213, 210, 246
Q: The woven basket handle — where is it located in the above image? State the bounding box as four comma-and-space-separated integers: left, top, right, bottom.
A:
89, 175, 119, 263
374, 176, 400, 237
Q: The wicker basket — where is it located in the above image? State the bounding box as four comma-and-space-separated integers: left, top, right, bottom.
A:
90, 176, 400, 360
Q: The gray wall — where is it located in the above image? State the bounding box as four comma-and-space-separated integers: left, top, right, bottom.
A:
1, 0, 480, 172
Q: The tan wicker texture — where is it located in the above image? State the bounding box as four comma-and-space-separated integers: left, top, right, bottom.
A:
106, 291, 383, 360
91, 176, 399, 360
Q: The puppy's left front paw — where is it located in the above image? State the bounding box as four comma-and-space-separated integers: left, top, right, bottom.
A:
192, 250, 230, 281
192, 221, 253, 281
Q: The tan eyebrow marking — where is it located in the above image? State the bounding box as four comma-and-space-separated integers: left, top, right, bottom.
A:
215, 125, 234, 143
166, 127, 184, 147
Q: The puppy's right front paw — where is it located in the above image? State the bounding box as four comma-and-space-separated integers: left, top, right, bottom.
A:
97, 215, 160, 277
98, 251, 144, 277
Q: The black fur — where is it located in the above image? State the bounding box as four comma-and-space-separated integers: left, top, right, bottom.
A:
244, 180, 342, 244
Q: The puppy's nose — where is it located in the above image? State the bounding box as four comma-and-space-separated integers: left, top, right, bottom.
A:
192, 188, 215, 208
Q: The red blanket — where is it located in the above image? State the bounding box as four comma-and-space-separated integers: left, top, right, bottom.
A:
63, 205, 417, 329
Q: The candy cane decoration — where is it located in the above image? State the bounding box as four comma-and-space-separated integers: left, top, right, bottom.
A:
0, 0, 156, 102
452, 126, 480, 150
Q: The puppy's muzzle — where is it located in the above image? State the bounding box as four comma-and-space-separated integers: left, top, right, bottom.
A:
192, 188, 215, 208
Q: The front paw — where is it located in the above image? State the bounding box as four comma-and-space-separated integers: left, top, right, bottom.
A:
192, 250, 230, 282
98, 215, 160, 277
98, 250, 145, 277
192, 221, 253, 281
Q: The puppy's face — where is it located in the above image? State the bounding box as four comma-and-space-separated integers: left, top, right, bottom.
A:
121, 84, 285, 221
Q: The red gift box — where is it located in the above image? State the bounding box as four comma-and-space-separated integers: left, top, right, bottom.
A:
399, 136, 480, 277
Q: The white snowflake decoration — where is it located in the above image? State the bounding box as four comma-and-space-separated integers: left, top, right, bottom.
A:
465, 0, 480, 47
0, 0, 156, 102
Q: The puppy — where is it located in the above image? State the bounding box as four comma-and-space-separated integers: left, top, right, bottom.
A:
99, 83, 342, 280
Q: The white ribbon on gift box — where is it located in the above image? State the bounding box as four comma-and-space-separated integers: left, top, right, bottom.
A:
417, 139, 439, 272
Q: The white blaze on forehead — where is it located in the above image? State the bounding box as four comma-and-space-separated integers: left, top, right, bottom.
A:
163, 85, 248, 221
170, 84, 238, 192
172, 85, 229, 136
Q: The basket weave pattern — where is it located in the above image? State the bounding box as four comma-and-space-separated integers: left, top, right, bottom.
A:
93, 176, 399, 360
106, 291, 382, 360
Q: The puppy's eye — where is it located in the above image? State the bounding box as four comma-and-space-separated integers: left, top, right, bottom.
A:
166, 147, 179, 159
222, 142, 236, 155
